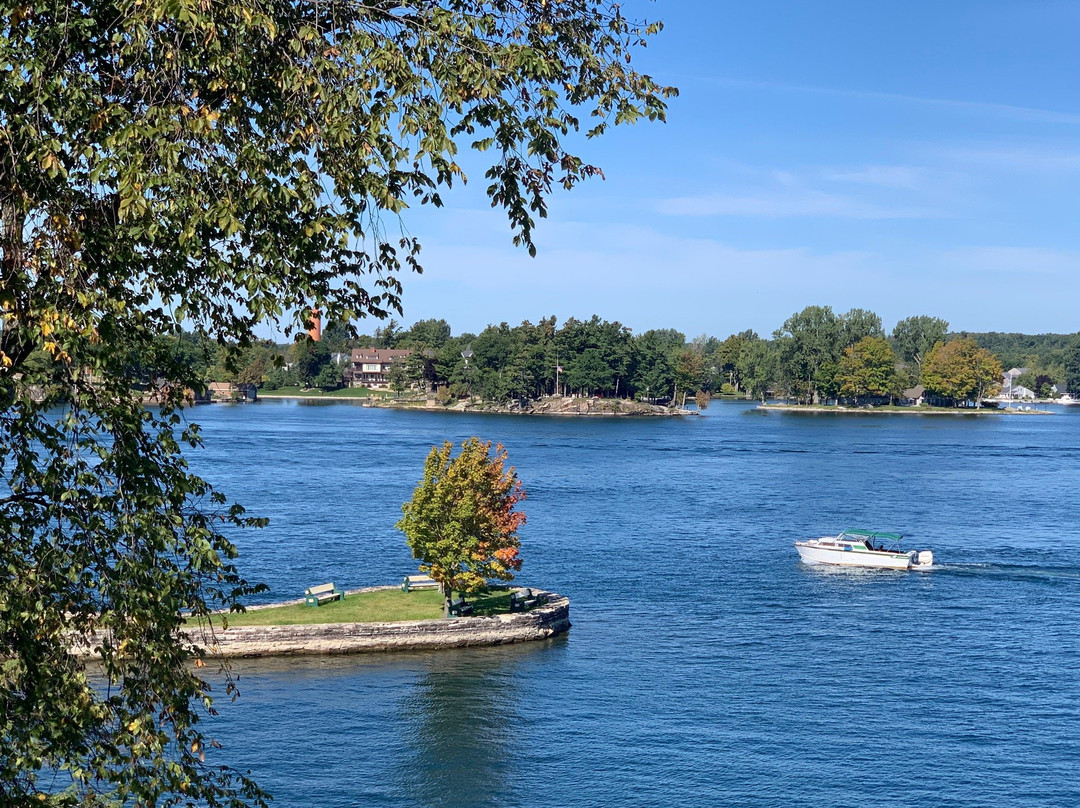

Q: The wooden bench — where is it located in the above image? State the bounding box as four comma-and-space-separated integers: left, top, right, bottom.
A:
401, 574, 439, 593
304, 582, 344, 607
509, 588, 541, 613
448, 597, 474, 617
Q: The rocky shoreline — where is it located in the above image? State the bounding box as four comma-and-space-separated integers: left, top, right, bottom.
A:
70, 588, 571, 660
366, 395, 697, 417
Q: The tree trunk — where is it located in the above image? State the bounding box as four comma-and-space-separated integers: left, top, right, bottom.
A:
0, 200, 32, 378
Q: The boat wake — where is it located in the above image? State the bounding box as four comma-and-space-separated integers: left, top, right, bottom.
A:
932, 562, 1080, 584
800, 560, 1080, 585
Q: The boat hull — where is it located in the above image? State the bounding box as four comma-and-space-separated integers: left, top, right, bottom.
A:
794, 541, 915, 570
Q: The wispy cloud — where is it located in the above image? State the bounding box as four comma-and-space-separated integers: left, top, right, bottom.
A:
406, 217, 880, 330
821, 165, 927, 190
403, 216, 978, 337
934, 145, 1080, 173
384, 212, 1080, 336
935, 246, 1080, 275
704, 77, 1080, 125
655, 189, 941, 219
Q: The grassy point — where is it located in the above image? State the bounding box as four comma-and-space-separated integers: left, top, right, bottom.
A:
210, 587, 516, 628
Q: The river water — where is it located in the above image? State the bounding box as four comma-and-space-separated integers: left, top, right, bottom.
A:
189, 400, 1080, 807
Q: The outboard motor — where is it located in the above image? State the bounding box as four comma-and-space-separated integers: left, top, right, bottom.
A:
916, 550, 934, 568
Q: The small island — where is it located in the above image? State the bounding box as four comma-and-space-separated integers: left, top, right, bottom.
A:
69, 586, 570, 660
366, 393, 696, 417
72, 438, 571, 661
184, 586, 571, 658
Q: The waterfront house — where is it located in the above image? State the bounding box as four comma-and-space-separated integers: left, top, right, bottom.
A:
347, 348, 413, 389
901, 385, 925, 406
208, 382, 258, 402
1001, 367, 1029, 399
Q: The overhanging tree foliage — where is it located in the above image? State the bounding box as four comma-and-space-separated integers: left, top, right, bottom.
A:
1, 1, 672, 803
397, 438, 526, 614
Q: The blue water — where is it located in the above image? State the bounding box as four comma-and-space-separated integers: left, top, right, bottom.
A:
188, 401, 1080, 807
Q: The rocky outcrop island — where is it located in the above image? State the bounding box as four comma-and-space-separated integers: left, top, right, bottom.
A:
366, 395, 697, 417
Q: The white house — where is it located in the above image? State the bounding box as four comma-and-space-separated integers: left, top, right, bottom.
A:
1001, 367, 1030, 399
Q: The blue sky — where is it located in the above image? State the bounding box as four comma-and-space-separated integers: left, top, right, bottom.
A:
386, 1, 1080, 339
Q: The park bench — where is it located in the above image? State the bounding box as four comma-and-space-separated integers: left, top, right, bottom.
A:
448, 597, 474, 617
509, 588, 541, 613
401, 574, 439, 593
304, 582, 344, 607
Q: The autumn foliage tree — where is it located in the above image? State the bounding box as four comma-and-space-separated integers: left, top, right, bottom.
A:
836, 336, 901, 404
922, 338, 1003, 406
397, 439, 526, 614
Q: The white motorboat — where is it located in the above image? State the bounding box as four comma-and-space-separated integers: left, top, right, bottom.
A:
794, 529, 934, 570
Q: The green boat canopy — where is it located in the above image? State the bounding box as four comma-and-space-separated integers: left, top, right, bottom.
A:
840, 529, 904, 542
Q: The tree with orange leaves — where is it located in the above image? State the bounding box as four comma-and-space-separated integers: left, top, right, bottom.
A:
397, 438, 526, 615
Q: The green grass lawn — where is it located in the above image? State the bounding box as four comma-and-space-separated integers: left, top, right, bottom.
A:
212, 587, 515, 627
259, 386, 390, 398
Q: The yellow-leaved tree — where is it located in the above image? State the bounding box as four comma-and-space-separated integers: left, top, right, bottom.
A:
922, 338, 1003, 406
397, 438, 526, 616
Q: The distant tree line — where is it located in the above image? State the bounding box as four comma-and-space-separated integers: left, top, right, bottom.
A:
111, 311, 1080, 405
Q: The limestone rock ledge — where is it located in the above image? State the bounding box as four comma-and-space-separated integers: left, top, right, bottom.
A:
71, 592, 571, 659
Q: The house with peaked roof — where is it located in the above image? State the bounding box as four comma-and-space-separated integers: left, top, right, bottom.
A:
901, 385, 925, 406
346, 348, 413, 389
1001, 367, 1031, 400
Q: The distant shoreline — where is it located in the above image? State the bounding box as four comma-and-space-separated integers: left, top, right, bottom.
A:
239, 395, 1060, 416
759, 404, 1054, 416
256, 393, 371, 403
